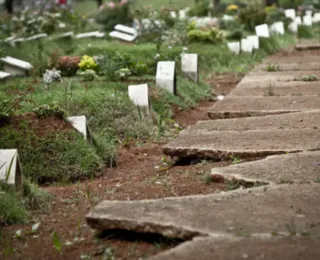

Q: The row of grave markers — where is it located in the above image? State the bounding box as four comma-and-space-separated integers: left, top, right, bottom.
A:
227, 9, 320, 55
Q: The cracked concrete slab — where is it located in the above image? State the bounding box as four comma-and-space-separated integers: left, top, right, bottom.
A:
162, 129, 319, 159
86, 184, 320, 239
296, 43, 320, 50
149, 236, 320, 260
211, 151, 320, 184
230, 81, 320, 96
189, 110, 320, 132
207, 96, 320, 119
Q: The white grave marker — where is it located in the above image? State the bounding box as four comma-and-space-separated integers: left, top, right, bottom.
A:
285, 9, 296, 20
156, 61, 176, 94
76, 31, 105, 39
109, 31, 136, 42
54, 32, 74, 40
128, 84, 150, 114
247, 35, 259, 49
67, 116, 93, 144
0, 149, 23, 191
241, 38, 253, 53
295, 16, 302, 25
255, 24, 270, 38
114, 24, 136, 36
303, 15, 313, 26
0, 71, 10, 81
270, 22, 285, 35
227, 42, 240, 55
25, 33, 48, 41
1, 56, 33, 76
170, 11, 177, 19
313, 13, 320, 23
289, 21, 298, 33
306, 10, 313, 17
179, 9, 187, 19
181, 53, 198, 83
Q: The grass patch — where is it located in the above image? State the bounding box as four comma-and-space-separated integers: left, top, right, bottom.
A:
298, 25, 313, 39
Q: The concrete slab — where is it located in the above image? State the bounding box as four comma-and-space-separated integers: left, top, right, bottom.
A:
253, 62, 320, 72
86, 184, 320, 239
211, 151, 320, 184
162, 128, 319, 159
190, 110, 320, 132
241, 71, 320, 84
296, 43, 320, 50
207, 96, 320, 119
149, 236, 320, 260
230, 81, 320, 96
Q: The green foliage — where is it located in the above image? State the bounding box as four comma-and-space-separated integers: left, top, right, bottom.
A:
0, 191, 29, 225
300, 74, 319, 81
298, 25, 313, 38
225, 28, 243, 40
95, 1, 133, 31
52, 231, 62, 252
189, 0, 210, 17
238, 2, 266, 31
188, 28, 224, 43
79, 69, 99, 81
33, 104, 66, 119
78, 55, 98, 71
266, 63, 280, 72
0, 124, 103, 184
23, 180, 50, 210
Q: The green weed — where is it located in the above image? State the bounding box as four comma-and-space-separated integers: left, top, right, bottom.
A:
266, 63, 280, 72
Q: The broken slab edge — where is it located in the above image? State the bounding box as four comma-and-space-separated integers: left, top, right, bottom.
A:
295, 44, 320, 50
162, 147, 296, 160
86, 214, 205, 240
207, 110, 299, 120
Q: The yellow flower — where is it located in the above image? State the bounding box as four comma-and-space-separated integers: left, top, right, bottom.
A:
79, 55, 97, 71
227, 4, 238, 11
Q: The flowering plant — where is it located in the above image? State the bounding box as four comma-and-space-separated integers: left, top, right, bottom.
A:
43, 69, 62, 86
78, 55, 98, 71
58, 56, 80, 76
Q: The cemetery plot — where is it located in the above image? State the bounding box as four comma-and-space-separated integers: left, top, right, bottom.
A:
0, 149, 23, 191
156, 61, 176, 94
67, 116, 94, 145
246, 35, 259, 49
270, 22, 285, 35
241, 38, 253, 53
0, 71, 10, 80
109, 31, 136, 42
181, 53, 198, 83
75, 31, 105, 39
227, 42, 240, 54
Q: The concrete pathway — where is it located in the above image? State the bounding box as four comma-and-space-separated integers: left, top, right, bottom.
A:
86, 45, 320, 259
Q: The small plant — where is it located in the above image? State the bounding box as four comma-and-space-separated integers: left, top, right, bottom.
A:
33, 104, 66, 119
78, 55, 98, 71
43, 68, 62, 87
188, 27, 224, 43
300, 74, 319, 81
58, 56, 81, 77
114, 68, 131, 80
79, 69, 98, 82
266, 63, 279, 72
230, 155, 242, 164
52, 231, 62, 252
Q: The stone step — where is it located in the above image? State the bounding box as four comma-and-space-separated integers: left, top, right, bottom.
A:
207, 96, 320, 119
211, 151, 320, 184
162, 128, 319, 159
149, 236, 320, 260
241, 71, 320, 84
296, 43, 320, 50
253, 62, 320, 72
191, 110, 320, 132
230, 81, 320, 96
86, 184, 320, 239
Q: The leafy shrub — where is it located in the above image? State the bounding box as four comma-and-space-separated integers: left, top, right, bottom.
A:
79, 69, 98, 82
189, 0, 210, 17
58, 56, 80, 76
79, 55, 98, 71
188, 28, 224, 43
226, 28, 243, 40
33, 104, 66, 119
95, 0, 133, 31
238, 2, 266, 31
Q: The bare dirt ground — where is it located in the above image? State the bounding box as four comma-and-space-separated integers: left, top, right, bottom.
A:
0, 73, 239, 260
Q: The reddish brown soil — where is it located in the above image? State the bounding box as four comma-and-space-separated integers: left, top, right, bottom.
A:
0, 73, 239, 260
4, 113, 73, 137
